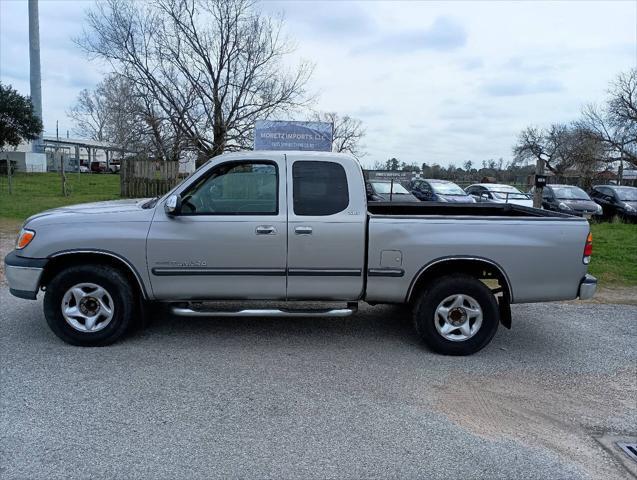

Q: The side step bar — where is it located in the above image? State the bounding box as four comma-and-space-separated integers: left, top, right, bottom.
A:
171, 303, 358, 318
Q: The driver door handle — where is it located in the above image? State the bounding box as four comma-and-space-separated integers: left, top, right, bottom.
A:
294, 226, 313, 235
256, 225, 277, 235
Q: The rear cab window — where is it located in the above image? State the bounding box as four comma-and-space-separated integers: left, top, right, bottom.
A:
292, 161, 349, 216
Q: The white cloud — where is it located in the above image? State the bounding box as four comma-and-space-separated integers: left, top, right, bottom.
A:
1, 0, 636, 167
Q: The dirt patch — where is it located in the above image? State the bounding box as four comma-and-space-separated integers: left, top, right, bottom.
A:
0, 219, 22, 284
581, 286, 637, 306
433, 370, 637, 479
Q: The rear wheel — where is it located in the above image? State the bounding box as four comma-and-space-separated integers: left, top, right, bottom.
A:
413, 274, 499, 355
43, 265, 135, 346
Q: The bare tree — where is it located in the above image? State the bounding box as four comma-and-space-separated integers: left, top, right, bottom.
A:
579, 69, 637, 169
69, 73, 191, 162
514, 123, 606, 205
311, 111, 365, 156
68, 86, 110, 142
78, 0, 313, 165
514, 124, 580, 175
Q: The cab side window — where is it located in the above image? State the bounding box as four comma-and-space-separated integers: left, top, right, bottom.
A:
181, 161, 278, 215
293, 161, 349, 216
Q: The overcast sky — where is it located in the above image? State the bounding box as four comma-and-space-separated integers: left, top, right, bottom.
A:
1, 0, 636, 168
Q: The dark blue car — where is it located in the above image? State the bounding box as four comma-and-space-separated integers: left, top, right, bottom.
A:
409, 179, 476, 203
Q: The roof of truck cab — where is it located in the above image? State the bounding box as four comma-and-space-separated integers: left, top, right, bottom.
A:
210, 150, 360, 163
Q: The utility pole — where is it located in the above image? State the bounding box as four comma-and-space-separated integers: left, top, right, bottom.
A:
533, 157, 544, 209
28, 0, 43, 154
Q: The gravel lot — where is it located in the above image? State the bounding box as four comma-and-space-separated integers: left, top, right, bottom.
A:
1, 286, 636, 479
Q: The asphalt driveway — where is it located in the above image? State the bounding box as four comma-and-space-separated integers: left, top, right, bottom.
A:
1, 288, 636, 479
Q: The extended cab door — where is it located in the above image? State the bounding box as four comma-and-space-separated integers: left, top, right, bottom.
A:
286, 154, 367, 300
146, 154, 287, 300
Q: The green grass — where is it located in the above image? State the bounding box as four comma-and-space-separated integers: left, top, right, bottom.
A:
0, 173, 120, 220
588, 222, 637, 286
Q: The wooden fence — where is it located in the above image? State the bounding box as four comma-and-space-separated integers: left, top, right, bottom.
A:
120, 159, 180, 198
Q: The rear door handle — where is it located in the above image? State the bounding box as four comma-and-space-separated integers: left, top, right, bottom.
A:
256, 225, 276, 235
294, 226, 313, 235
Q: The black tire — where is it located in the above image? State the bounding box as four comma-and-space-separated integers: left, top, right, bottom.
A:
43, 265, 136, 346
412, 274, 500, 355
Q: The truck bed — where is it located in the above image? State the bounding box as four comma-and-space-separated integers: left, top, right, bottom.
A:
365, 201, 590, 304
368, 202, 574, 218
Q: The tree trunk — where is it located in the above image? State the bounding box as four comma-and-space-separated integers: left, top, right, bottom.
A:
60, 149, 68, 196
4, 153, 13, 195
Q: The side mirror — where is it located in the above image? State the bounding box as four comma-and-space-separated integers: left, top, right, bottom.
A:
164, 194, 182, 215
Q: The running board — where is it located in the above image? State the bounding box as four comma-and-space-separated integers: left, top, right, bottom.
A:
171, 303, 358, 318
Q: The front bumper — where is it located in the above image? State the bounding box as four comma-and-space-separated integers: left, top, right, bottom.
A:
578, 274, 597, 300
4, 251, 48, 300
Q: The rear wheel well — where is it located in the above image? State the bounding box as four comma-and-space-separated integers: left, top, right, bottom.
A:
407, 259, 511, 306
40, 253, 146, 300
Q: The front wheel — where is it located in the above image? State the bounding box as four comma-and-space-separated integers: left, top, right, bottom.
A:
43, 265, 136, 346
413, 274, 500, 355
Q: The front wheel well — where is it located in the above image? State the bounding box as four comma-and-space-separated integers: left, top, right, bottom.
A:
40, 252, 147, 300
407, 258, 512, 306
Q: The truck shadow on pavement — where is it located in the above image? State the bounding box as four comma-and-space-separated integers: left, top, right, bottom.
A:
125, 302, 569, 359
132, 303, 421, 348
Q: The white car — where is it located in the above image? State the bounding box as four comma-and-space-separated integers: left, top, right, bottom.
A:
79, 165, 90, 173
465, 183, 534, 207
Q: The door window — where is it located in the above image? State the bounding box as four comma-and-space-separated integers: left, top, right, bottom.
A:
293, 161, 349, 216
182, 161, 278, 215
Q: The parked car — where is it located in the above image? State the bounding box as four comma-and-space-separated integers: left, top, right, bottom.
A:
79, 165, 90, 173
409, 179, 476, 203
108, 163, 121, 174
366, 180, 420, 202
530, 184, 602, 218
465, 183, 534, 207
90, 161, 107, 173
5, 151, 596, 356
590, 185, 637, 221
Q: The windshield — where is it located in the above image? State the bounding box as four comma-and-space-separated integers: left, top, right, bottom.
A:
372, 182, 410, 194
615, 187, 637, 201
552, 186, 590, 200
431, 182, 466, 195
489, 185, 528, 200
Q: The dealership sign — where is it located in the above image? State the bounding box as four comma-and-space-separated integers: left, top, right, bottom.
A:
254, 120, 333, 152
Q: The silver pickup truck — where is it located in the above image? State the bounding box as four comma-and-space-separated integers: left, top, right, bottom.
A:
5, 151, 597, 355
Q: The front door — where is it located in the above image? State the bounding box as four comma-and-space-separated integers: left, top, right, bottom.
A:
285, 154, 366, 300
147, 155, 287, 300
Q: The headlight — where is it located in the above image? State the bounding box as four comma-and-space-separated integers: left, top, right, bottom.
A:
625, 204, 635, 212
596, 204, 603, 213
558, 202, 572, 210
15, 228, 36, 250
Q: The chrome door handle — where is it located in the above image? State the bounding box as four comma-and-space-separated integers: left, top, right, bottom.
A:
294, 226, 313, 235
256, 225, 276, 235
